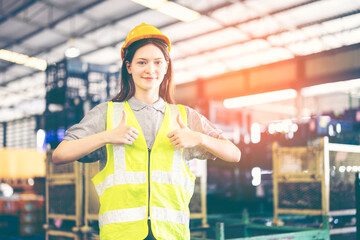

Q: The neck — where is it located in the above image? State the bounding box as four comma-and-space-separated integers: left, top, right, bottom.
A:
134, 90, 160, 105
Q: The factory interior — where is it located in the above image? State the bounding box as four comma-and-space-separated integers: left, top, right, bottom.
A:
1, 0, 360, 239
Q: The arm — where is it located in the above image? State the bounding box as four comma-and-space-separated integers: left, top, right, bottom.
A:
167, 115, 241, 163
52, 131, 108, 165
198, 133, 240, 162
52, 110, 139, 165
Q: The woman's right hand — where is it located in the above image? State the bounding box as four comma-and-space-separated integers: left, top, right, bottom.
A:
105, 110, 139, 145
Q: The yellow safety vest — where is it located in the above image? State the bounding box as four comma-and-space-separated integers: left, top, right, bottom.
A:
92, 101, 196, 240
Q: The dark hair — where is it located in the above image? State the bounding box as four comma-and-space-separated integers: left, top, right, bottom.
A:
112, 38, 175, 104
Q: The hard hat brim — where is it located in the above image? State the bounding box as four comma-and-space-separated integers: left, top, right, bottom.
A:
121, 34, 171, 61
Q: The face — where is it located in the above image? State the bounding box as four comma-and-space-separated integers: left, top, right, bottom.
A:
126, 44, 168, 96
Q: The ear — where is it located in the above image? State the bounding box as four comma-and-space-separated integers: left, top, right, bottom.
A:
125, 61, 132, 74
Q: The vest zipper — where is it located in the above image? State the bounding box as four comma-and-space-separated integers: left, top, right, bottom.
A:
148, 148, 151, 218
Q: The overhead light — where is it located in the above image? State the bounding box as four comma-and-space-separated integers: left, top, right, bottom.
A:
251, 167, 261, 186
246, 103, 297, 115
36, 129, 46, 152
301, 78, 360, 97
251, 122, 261, 144
131, 0, 200, 22
65, 47, 80, 58
223, 89, 297, 108
131, 0, 165, 9
65, 38, 80, 58
0, 49, 47, 71
158, 2, 200, 22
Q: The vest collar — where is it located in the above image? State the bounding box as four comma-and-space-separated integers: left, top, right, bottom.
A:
127, 96, 166, 113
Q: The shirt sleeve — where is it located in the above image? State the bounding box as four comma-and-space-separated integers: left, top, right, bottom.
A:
63, 102, 108, 163
183, 106, 226, 161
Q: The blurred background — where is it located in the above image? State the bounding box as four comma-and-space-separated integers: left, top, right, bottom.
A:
1, 0, 360, 239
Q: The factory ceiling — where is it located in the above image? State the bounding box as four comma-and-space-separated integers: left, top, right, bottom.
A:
1, 0, 360, 121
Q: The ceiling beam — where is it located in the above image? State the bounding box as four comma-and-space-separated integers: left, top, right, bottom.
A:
2, 0, 104, 50
0, 0, 236, 82
0, 0, 37, 25
1, 0, 357, 88
172, 0, 321, 45
172, 8, 360, 64
39, 0, 100, 24
0, 6, 151, 86
51, 0, 323, 65
0, 0, 104, 72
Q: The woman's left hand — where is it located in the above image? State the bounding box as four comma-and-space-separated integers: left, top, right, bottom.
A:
167, 115, 203, 148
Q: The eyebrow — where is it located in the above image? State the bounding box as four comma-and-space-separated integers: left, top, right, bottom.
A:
135, 57, 165, 60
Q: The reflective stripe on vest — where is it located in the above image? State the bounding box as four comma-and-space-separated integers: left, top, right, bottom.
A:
152, 206, 189, 225
99, 206, 147, 227
99, 206, 189, 228
152, 168, 194, 195
91, 101, 195, 240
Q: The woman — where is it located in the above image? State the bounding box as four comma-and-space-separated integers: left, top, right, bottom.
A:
52, 23, 240, 240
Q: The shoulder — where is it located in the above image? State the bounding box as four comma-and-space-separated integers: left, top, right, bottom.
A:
95, 101, 127, 111
87, 102, 108, 116
181, 105, 205, 120
167, 103, 206, 119
78, 102, 109, 123
95, 102, 108, 111
168, 103, 191, 112
167, 103, 192, 118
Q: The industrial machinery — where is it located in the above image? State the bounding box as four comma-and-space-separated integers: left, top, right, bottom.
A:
273, 137, 359, 239
190, 211, 329, 240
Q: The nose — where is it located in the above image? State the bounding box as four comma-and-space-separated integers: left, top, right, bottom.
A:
146, 62, 156, 74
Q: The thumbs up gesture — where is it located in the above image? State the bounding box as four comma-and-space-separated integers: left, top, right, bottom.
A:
167, 114, 203, 148
176, 114, 187, 129
106, 110, 139, 145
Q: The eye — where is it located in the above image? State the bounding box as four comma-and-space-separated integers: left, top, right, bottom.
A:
155, 60, 165, 65
137, 61, 146, 65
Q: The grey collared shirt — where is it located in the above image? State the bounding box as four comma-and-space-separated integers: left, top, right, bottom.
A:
64, 97, 225, 170
127, 97, 166, 149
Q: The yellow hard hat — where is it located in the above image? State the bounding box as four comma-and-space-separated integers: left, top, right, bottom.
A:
121, 23, 171, 61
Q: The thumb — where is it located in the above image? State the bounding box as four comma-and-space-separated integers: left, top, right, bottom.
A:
177, 114, 186, 128
120, 110, 127, 125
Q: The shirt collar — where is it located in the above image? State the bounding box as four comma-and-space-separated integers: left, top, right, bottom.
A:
127, 96, 166, 113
